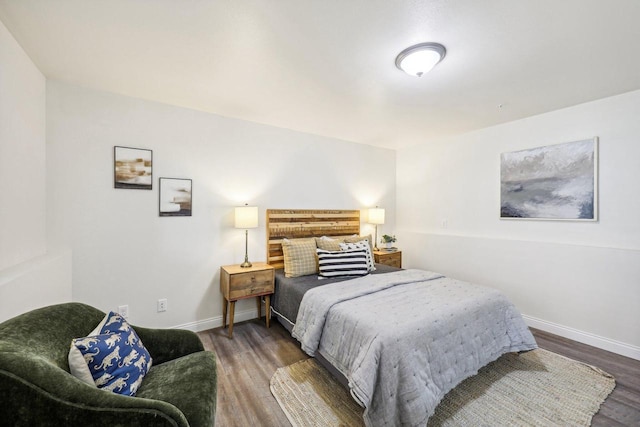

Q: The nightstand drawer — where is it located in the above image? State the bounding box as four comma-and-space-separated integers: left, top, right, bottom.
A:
373, 250, 402, 268
380, 256, 401, 268
220, 262, 275, 338
228, 269, 274, 299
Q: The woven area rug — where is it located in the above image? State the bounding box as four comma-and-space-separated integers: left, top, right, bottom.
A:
270, 349, 615, 427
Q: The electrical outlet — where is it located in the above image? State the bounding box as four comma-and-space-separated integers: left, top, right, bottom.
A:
157, 298, 168, 312
441, 219, 449, 229
118, 305, 129, 319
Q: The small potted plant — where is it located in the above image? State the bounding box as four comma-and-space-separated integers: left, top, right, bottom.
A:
380, 234, 396, 249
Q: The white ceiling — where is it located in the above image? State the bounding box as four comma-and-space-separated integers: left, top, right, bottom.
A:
2, 0, 640, 149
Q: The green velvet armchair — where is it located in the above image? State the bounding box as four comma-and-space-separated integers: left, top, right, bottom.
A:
0, 302, 217, 426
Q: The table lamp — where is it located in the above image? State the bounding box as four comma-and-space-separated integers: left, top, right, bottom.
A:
235, 204, 258, 268
368, 207, 385, 251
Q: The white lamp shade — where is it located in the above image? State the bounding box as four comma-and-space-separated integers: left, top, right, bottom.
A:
368, 208, 385, 225
235, 206, 258, 229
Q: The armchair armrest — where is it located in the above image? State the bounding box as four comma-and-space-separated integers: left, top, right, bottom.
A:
133, 326, 204, 365
0, 352, 189, 427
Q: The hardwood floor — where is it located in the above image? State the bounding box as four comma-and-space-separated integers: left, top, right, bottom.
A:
533, 329, 640, 426
198, 319, 640, 427
198, 319, 306, 427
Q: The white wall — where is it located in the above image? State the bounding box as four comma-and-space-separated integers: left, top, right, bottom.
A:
0, 250, 72, 322
397, 90, 640, 359
0, 19, 72, 321
0, 19, 46, 270
46, 81, 396, 329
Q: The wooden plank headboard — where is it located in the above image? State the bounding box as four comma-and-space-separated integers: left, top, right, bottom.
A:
266, 209, 360, 269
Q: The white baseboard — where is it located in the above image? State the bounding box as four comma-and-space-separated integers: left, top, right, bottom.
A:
523, 314, 640, 361
172, 308, 258, 333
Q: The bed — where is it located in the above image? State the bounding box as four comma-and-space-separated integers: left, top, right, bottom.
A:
267, 209, 537, 427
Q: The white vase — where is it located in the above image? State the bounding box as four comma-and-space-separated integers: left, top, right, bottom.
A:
385, 242, 393, 249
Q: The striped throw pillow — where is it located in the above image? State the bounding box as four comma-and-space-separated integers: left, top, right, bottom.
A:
340, 240, 376, 272
317, 248, 369, 278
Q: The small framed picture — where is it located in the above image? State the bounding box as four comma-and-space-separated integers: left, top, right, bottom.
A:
159, 178, 192, 217
114, 146, 153, 190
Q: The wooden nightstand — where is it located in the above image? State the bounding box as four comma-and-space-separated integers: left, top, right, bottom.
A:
220, 262, 275, 338
373, 250, 402, 268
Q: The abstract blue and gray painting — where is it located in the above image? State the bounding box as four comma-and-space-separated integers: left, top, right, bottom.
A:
500, 139, 597, 220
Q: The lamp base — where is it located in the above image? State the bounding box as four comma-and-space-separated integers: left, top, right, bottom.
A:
241, 229, 252, 268
374, 224, 379, 252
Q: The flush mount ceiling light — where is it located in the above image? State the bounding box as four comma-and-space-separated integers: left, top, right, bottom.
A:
395, 42, 446, 77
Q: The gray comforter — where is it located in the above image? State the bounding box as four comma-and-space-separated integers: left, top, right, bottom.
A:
272, 264, 400, 328
292, 269, 538, 427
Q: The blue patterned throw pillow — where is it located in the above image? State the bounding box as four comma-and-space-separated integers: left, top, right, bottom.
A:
68, 312, 152, 396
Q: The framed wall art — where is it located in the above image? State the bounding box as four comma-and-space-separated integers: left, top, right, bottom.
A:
500, 137, 598, 221
159, 178, 192, 217
114, 146, 153, 190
